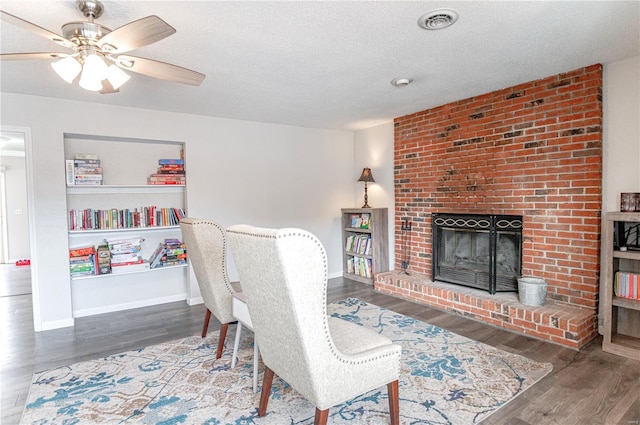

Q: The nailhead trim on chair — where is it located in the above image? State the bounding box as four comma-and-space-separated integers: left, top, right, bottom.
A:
187, 219, 235, 295
229, 226, 399, 365
278, 231, 397, 365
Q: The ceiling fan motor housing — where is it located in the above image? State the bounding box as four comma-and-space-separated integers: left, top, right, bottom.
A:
62, 22, 111, 45
78, 1, 104, 20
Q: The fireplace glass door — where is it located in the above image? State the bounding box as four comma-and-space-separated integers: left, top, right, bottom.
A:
432, 214, 522, 294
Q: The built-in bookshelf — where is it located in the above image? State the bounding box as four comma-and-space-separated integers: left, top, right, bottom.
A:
341, 208, 389, 284
65, 133, 189, 317
600, 211, 640, 360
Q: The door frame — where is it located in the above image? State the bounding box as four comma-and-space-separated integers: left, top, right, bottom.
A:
0, 125, 40, 330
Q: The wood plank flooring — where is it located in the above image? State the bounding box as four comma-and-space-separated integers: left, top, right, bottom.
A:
1, 276, 639, 424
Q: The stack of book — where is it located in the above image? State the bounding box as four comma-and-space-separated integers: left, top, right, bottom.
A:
69, 246, 96, 277
615, 271, 640, 299
344, 234, 372, 255
66, 154, 103, 186
106, 236, 149, 274
149, 238, 187, 269
147, 159, 186, 185
68, 206, 186, 230
347, 256, 373, 278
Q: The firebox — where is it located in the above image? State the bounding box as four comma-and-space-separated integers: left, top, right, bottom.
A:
432, 213, 523, 294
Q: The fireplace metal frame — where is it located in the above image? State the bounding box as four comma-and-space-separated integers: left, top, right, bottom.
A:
432, 213, 523, 294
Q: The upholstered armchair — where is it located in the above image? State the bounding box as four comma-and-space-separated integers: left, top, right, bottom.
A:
227, 225, 401, 425
180, 218, 237, 359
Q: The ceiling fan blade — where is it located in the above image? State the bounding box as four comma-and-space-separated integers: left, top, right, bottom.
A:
99, 79, 120, 95
116, 55, 205, 86
98, 16, 175, 54
0, 10, 74, 50
0, 52, 69, 61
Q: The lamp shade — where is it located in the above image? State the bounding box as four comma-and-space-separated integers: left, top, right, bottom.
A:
357, 167, 375, 183
79, 54, 108, 91
106, 64, 131, 90
51, 56, 82, 84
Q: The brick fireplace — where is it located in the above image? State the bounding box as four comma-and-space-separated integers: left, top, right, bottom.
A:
375, 65, 602, 349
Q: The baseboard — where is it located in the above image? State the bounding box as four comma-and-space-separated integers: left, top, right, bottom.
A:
40, 317, 75, 331
328, 271, 343, 279
73, 293, 187, 318
187, 296, 203, 306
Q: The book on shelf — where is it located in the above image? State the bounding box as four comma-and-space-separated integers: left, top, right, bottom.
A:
615, 271, 640, 299
69, 245, 96, 257
96, 244, 111, 275
75, 153, 99, 160
111, 261, 150, 274
158, 158, 184, 165
66, 156, 103, 186
147, 181, 185, 185
73, 158, 100, 165
149, 238, 187, 269
69, 245, 96, 276
348, 212, 371, 229
68, 207, 185, 231
74, 174, 103, 181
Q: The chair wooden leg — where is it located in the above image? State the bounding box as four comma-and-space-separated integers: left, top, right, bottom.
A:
201, 309, 212, 338
314, 408, 329, 425
216, 323, 228, 359
259, 366, 274, 417
388, 380, 399, 425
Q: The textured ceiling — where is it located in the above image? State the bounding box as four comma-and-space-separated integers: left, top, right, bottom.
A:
1, 1, 639, 131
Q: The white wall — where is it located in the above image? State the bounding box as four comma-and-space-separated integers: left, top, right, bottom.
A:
1, 93, 356, 331
603, 55, 640, 212
354, 122, 395, 268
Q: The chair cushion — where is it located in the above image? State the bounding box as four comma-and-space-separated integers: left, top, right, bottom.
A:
328, 316, 393, 355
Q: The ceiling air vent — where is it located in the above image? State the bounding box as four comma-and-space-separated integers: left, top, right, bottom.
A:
418, 9, 459, 30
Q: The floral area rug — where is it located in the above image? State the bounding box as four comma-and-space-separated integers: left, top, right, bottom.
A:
21, 298, 552, 424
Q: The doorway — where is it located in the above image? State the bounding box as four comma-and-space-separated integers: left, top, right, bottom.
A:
0, 127, 37, 322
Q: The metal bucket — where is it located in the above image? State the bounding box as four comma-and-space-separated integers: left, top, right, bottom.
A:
518, 277, 547, 307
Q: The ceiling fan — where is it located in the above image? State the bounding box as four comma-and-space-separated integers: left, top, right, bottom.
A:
0, 0, 205, 94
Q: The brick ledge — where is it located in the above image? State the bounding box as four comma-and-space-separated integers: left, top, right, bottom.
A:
374, 271, 597, 350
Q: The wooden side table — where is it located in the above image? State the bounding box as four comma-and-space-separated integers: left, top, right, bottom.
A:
231, 292, 259, 392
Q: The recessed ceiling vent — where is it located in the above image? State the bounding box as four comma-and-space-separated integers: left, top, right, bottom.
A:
418, 9, 459, 30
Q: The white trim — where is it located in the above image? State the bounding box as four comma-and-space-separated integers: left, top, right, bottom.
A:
328, 271, 343, 279
40, 318, 75, 331
187, 296, 203, 306
0, 167, 8, 264
73, 293, 188, 317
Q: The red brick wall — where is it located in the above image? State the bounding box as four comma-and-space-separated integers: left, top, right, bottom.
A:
394, 64, 602, 310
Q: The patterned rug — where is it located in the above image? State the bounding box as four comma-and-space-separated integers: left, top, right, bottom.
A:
21, 298, 552, 424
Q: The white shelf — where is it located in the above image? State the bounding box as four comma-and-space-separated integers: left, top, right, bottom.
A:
71, 263, 187, 281
69, 225, 181, 236
67, 185, 185, 195
64, 133, 189, 318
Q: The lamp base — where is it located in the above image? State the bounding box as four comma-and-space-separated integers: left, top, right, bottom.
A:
361, 202, 371, 208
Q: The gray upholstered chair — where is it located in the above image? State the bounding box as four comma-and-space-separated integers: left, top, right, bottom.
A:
180, 218, 237, 359
227, 224, 401, 425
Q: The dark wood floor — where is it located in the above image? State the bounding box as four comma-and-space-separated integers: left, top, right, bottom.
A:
1, 273, 639, 424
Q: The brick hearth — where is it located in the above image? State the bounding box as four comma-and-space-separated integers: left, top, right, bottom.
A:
386, 64, 603, 349
375, 271, 597, 349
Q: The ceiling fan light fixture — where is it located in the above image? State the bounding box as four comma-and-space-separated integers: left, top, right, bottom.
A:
106, 64, 131, 89
51, 56, 82, 83
79, 53, 108, 91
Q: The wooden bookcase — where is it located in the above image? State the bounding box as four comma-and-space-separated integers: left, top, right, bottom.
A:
65, 133, 189, 317
341, 208, 389, 284
600, 211, 640, 360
